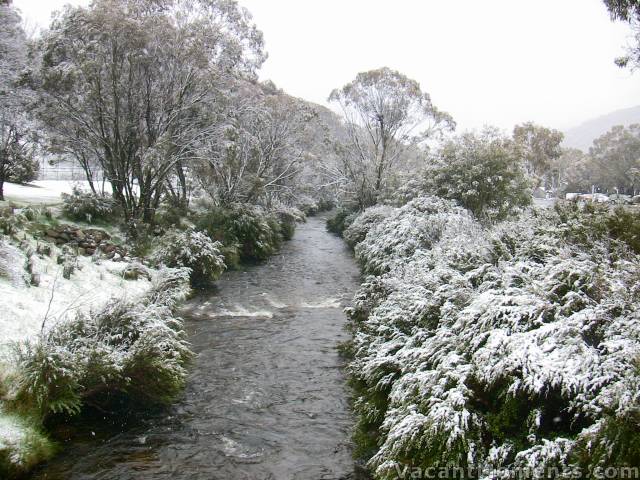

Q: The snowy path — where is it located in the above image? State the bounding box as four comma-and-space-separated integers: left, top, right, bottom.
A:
31, 216, 366, 480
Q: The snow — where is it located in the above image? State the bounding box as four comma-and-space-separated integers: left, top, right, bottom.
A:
344, 195, 640, 475
0, 238, 151, 351
2, 181, 112, 205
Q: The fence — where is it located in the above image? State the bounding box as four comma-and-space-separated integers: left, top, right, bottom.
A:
37, 158, 105, 182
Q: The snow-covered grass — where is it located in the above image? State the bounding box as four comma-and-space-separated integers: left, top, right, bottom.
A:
344, 196, 640, 478
0, 407, 54, 478
0, 238, 152, 350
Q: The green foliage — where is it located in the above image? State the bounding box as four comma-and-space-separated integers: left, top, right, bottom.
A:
0, 411, 55, 479
61, 187, 117, 223
326, 207, 358, 236
275, 208, 298, 241
0, 210, 26, 235
154, 203, 188, 229
10, 267, 193, 421
554, 201, 640, 254
196, 204, 285, 263
151, 229, 226, 286
424, 128, 532, 222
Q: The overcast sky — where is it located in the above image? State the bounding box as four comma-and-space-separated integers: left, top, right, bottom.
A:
13, 0, 640, 132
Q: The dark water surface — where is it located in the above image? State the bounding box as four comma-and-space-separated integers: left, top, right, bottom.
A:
32, 216, 364, 480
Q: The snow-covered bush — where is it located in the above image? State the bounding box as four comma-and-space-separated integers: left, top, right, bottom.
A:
554, 200, 640, 255
273, 205, 304, 241
0, 211, 26, 236
196, 204, 284, 263
353, 196, 472, 275
344, 197, 640, 478
343, 205, 395, 248
61, 187, 116, 223
423, 129, 532, 222
152, 229, 225, 286
296, 195, 319, 216
10, 266, 192, 419
0, 409, 54, 478
326, 207, 358, 236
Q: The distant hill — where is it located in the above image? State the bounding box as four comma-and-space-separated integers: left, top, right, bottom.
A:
563, 105, 640, 151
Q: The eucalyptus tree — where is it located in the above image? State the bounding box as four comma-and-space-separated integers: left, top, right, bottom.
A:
604, 0, 640, 67
589, 124, 640, 194
0, 1, 38, 201
194, 80, 316, 206
328, 67, 455, 208
512, 122, 564, 189
38, 0, 265, 223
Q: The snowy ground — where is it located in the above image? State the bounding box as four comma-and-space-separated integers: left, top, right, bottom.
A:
0, 241, 151, 352
2, 181, 112, 205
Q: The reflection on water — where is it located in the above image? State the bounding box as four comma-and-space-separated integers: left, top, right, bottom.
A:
32, 216, 366, 480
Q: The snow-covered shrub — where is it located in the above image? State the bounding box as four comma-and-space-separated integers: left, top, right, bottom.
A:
152, 229, 225, 286
196, 204, 283, 263
326, 207, 358, 235
273, 205, 304, 241
554, 200, 640, 255
354, 196, 471, 275
423, 129, 532, 222
0, 239, 25, 285
344, 199, 640, 478
378, 176, 429, 207
296, 196, 319, 216
343, 205, 395, 248
0, 211, 26, 235
61, 187, 116, 223
0, 409, 54, 478
10, 266, 192, 419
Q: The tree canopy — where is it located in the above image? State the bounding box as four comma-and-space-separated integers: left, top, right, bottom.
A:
328, 67, 455, 208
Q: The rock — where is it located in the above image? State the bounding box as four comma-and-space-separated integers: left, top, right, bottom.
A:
46, 229, 59, 239
122, 263, 151, 281
77, 247, 86, 256
30, 273, 40, 287
37, 244, 52, 257
84, 228, 111, 241
85, 248, 95, 256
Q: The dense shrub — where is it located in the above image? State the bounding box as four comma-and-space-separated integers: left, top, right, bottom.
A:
344, 198, 640, 478
554, 201, 640, 255
296, 196, 319, 216
196, 204, 284, 263
10, 267, 192, 420
61, 187, 117, 223
154, 202, 188, 229
343, 205, 394, 248
151, 230, 226, 286
0, 411, 54, 479
274, 206, 304, 241
326, 207, 358, 236
424, 129, 532, 222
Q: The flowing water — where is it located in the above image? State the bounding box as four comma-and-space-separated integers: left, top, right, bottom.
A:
32, 216, 365, 480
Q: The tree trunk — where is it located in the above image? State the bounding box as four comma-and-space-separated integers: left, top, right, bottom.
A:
0, 177, 4, 202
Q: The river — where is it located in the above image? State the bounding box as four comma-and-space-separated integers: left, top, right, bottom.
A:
31, 215, 365, 480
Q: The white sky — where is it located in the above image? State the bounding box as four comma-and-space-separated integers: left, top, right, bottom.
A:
13, 0, 640, 131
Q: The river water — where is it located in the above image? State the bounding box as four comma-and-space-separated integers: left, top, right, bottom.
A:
32, 216, 364, 480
